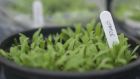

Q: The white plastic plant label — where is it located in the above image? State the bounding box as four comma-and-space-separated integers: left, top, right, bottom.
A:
100, 11, 119, 48
33, 0, 44, 28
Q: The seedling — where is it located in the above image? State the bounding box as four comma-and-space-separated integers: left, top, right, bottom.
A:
0, 23, 138, 72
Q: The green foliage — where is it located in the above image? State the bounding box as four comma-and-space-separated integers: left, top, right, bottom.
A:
0, 23, 138, 72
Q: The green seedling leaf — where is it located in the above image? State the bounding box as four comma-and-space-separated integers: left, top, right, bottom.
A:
0, 22, 138, 72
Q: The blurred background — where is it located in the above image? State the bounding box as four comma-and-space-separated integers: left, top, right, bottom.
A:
0, 0, 140, 42
0, 0, 107, 42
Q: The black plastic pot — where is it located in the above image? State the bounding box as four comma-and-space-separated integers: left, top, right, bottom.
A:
0, 27, 140, 79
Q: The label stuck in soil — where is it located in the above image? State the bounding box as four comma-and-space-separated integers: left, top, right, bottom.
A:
100, 11, 119, 48
33, 0, 44, 28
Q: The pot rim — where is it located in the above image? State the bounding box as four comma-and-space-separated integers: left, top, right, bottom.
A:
0, 57, 140, 77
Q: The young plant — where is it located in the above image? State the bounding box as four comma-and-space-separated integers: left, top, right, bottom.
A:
0, 23, 138, 72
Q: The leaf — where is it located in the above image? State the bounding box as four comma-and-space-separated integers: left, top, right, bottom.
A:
95, 23, 102, 37
117, 45, 128, 59
81, 32, 89, 43
0, 50, 8, 57
86, 23, 94, 33
75, 24, 82, 34
96, 57, 113, 69
64, 54, 84, 71
115, 58, 127, 65
0, 22, 137, 72
19, 34, 29, 53
132, 45, 140, 54
32, 28, 42, 42
85, 44, 97, 57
